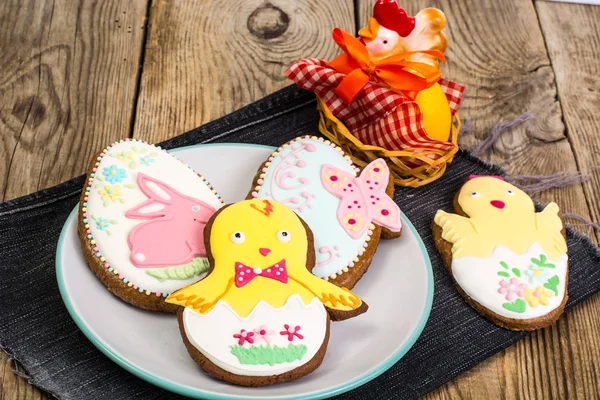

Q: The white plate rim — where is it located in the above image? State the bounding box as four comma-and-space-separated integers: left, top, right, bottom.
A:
56, 142, 434, 400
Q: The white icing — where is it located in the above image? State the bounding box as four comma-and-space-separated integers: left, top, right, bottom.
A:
146, 181, 171, 200
138, 203, 166, 213
86, 141, 222, 293
182, 294, 327, 376
452, 243, 568, 319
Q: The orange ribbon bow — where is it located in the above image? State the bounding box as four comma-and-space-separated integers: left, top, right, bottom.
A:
328, 28, 445, 104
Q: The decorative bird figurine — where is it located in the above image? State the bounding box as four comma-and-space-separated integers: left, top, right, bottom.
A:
166, 199, 367, 386
359, 0, 452, 141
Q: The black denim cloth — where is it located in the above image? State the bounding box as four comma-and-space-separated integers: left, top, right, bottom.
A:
1, 85, 599, 400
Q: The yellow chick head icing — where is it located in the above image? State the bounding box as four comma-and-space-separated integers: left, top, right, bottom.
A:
457, 176, 534, 220
208, 199, 312, 277
167, 198, 366, 319
434, 175, 566, 261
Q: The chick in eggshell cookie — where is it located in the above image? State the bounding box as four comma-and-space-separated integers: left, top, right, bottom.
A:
167, 199, 367, 386
433, 175, 568, 331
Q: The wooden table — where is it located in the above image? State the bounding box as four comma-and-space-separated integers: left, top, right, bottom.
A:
1, 0, 599, 398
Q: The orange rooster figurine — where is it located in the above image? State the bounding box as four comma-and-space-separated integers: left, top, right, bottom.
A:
359, 1, 451, 141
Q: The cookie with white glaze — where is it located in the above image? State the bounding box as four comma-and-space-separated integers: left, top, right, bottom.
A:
79, 139, 223, 312
432, 175, 568, 331
167, 199, 367, 386
248, 136, 402, 289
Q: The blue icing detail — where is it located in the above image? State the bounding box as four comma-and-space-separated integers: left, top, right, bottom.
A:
257, 138, 369, 278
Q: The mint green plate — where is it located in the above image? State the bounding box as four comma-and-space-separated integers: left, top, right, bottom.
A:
56, 143, 433, 399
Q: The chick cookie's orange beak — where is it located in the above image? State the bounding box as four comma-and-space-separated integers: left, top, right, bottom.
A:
259, 247, 271, 257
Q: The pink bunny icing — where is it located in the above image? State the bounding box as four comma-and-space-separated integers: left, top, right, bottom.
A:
125, 173, 216, 268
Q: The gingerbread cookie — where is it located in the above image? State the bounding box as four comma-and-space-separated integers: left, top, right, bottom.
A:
248, 136, 402, 289
166, 199, 367, 386
432, 175, 569, 331
79, 139, 223, 312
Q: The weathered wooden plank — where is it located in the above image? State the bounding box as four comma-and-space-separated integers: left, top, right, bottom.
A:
132, 0, 355, 143
0, 352, 48, 400
537, 0, 600, 241
357, 0, 599, 399
535, 2, 600, 399
0, 0, 148, 201
0, 0, 149, 397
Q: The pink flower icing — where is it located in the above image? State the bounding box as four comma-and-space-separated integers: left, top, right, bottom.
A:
498, 278, 526, 301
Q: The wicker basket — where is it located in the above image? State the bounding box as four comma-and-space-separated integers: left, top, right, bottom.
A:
316, 97, 461, 188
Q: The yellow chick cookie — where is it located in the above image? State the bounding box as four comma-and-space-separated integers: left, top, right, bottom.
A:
167, 199, 367, 386
433, 176, 568, 331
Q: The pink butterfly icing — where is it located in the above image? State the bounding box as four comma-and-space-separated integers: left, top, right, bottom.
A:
320, 159, 402, 239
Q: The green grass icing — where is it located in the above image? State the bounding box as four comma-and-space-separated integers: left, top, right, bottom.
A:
230, 343, 308, 366
145, 257, 210, 282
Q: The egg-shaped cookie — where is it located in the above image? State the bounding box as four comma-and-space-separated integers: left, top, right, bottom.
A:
248, 136, 402, 288
79, 139, 223, 312
432, 175, 568, 330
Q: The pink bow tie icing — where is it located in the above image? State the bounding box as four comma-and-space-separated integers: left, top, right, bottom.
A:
321, 159, 402, 239
235, 259, 288, 288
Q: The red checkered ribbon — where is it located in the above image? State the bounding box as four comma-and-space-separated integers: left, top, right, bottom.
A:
286, 58, 464, 152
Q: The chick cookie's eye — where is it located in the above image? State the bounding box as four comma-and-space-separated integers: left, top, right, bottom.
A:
383, 40, 388, 44
470, 192, 480, 199
277, 230, 291, 243
230, 231, 245, 244
505, 189, 515, 196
